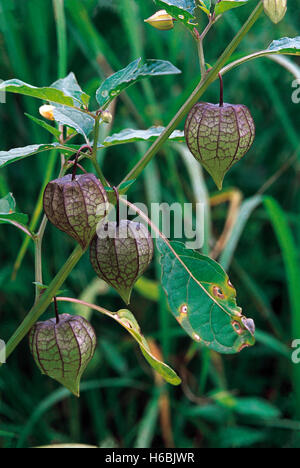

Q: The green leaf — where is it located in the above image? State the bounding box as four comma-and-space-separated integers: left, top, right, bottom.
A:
53, 106, 95, 140
217, 426, 267, 448
214, 0, 249, 16
0, 79, 76, 107
268, 36, 300, 55
155, 0, 197, 28
25, 113, 61, 139
51, 72, 90, 107
198, 0, 211, 15
0, 193, 28, 225
103, 126, 184, 147
115, 309, 181, 385
233, 397, 281, 420
96, 58, 181, 108
158, 239, 255, 354
0, 143, 72, 169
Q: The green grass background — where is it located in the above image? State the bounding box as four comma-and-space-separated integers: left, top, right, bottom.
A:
0, 0, 300, 448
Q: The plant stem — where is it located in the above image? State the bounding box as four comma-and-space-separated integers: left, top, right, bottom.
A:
120, 1, 264, 186
219, 72, 224, 107
34, 215, 47, 301
196, 16, 215, 78
91, 115, 108, 186
9, 222, 33, 238
5, 244, 83, 361
3, 1, 264, 363
53, 296, 60, 324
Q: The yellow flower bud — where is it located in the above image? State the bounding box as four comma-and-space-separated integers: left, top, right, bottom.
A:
264, 0, 287, 24
101, 110, 113, 124
39, 104, 55, 121
144, 10, 175, 31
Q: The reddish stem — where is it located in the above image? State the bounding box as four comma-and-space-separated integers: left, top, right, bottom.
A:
113, 186, 120, 227
219, 72, 224, 107
53, 296, 59, 324
67, 160, 88, 174
71, 145, 92, 180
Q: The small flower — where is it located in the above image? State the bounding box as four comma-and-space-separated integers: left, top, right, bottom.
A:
39, 104, 55, 121
263, 0, 287, 24
144, 10, 175, 31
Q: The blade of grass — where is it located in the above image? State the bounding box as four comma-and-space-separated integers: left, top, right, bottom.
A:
263, 196, 300, 418
53, 0, 67, 79
134, 391, 160, 448
219, 195, 263, 271
17, 378, 145, 448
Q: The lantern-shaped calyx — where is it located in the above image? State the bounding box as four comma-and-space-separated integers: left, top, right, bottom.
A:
43, 172, 108, 249
264, 0, 287, 24
144, 10, 175, 30
185, 75, 255, 190
29, 313, 97, 397
90, 220, 153, 304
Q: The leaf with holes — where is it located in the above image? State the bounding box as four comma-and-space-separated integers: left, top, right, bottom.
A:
214, 0, 249, 16
96, 58, 181, 108
158, 239, 255, 354
155, 0, 197, 28
0, 193, 29, 226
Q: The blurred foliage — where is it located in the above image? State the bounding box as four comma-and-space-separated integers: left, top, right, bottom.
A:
0, 0, 299, 448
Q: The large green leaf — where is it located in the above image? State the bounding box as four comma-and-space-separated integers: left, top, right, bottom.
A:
158, 239, 255, 354
0, 193, 28, 225
155, 0, 197, 28
53, 106, 95, 140
0, 79, 76, 107
96, 58, 181, 108
214, 0, 248, 16
0, 143, 72, 169
51, 72, 90, 107
103, 126, 184, 147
